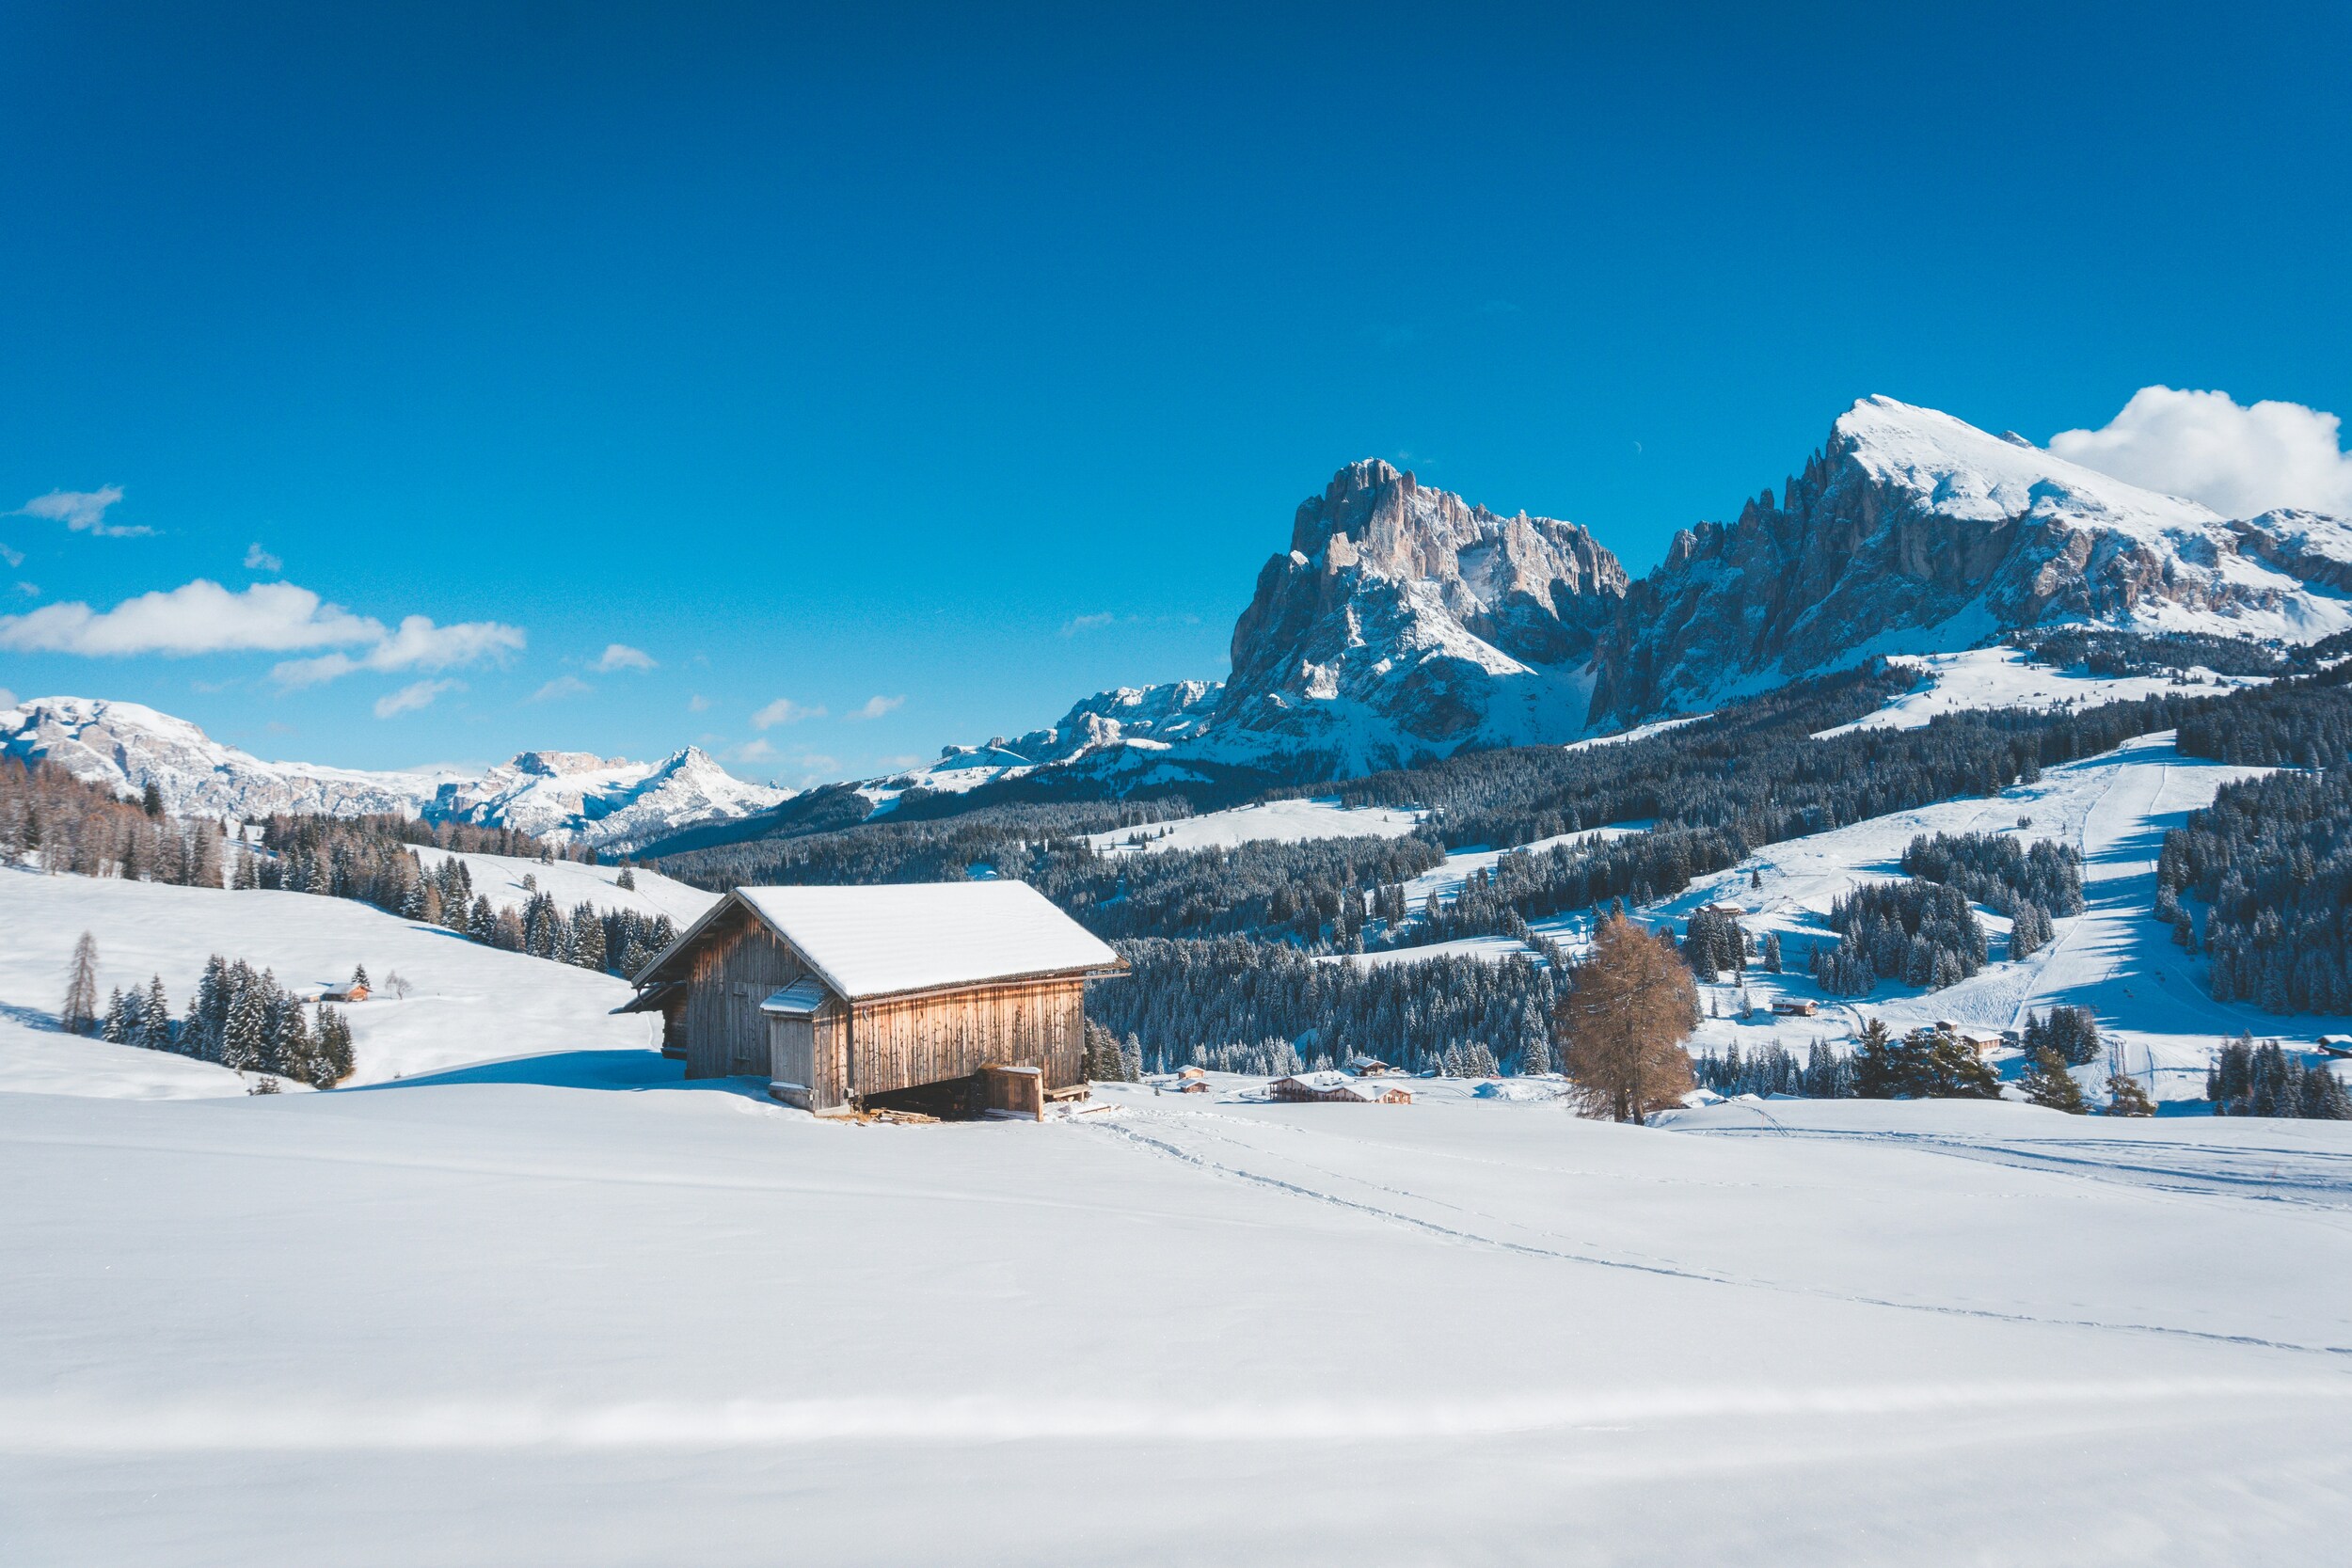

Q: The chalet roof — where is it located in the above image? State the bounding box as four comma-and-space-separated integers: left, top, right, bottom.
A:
635, 880, 1123, 1002
1272, 1070, 1405, 1101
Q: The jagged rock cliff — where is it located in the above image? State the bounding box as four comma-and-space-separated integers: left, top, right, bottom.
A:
1210, 459, 1627, 769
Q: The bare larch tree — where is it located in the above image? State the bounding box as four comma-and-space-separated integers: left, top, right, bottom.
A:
61, 931, 101, 1037
1554, 911, 1697, 1123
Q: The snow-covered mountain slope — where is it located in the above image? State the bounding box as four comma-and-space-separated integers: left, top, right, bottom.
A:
1372, 728, 2340, 1096
0, 867, 658, 1090
1083, 796, 1424, 856
0, 696, 458, 819
1810, 646, 2269, 737
424, 745, 789, 853
1588, 396, 2352, 724
0, 696, 787, 852
411, 846, 719, 927
8, 1052, 2352, 1562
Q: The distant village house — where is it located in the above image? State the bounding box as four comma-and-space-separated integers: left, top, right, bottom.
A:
1270, 1070, 1412, 1105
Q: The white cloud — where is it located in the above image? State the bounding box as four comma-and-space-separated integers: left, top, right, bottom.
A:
14, 582, 35, 596
751, 697, 824, 729
13, 484, 148, 536
850, 694, 904, 721
244, 543, 282, 573
2050, 387, 2352, 517
595, 642, 657, 673
687, 693, 712, 713
1059, 611, 1116, 636
0, 544, 21, 568
373, 678, 463, 719
0, 578, 382, 657
272, 613, 527, 688
0, 687, 16, 709
731, 737, 778, 762
531, 675, 594, 702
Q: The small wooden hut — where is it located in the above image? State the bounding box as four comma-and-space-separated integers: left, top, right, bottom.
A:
618, 881, 1125, 1114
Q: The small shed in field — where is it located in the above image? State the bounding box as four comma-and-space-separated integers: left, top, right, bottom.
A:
621, 881, 1125, 1114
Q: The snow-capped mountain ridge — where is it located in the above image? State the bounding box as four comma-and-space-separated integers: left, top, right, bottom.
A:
0, 697, 788, 853
1587, 396, 2352, 723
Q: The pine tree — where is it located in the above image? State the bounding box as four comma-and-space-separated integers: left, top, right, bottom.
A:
312, 1003, 355, 1085
2019, 1048, 2088, 1113
351, 963, 370, 991
101, 987, 130, 1043
2104, 1072, 2157, 1117
220, 970, 265, 1071
138, 975, 174, 1053
61, 931, 100, 1036
615, 866, 638, 891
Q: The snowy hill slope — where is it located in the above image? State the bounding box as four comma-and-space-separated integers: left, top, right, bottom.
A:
6, 1066, 2352, 1562
411, 846, 718, 927
1596, 732, 2327, 1095
0, 696, 788, 852
0, 869, 657, 1090
1083, 797, 1424, 856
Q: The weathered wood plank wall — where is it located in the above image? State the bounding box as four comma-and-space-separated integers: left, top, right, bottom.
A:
846, 977, 1086, 1104
682, 911, 812, 1079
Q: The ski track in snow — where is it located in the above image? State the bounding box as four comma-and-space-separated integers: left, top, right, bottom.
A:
1090, 1100, 2352, 1357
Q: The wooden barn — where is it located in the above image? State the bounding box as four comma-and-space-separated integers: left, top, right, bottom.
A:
619, 881, 1125, 1115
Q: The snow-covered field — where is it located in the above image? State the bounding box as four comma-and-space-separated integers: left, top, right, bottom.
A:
412, 846, 719, 927
1087, 796, 1424, 856
1814, 646, 2267, 738
0, 870, 657, 1091
3, 1064, 2351, 1564
8, 731, 2352, 1561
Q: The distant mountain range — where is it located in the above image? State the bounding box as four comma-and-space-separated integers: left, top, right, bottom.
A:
891, 394, 2352, 800
0, 696, 788, 853
15, 394, 2351, 850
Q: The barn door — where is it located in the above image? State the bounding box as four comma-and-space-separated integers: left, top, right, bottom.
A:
770, 1015, 815, 1096
728, 982, 765, 1073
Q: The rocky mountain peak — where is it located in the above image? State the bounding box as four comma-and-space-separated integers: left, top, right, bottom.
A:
1213, 460, 1629, 771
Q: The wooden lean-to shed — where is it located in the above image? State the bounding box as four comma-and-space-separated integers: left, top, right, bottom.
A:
620, 881, 1125, 1115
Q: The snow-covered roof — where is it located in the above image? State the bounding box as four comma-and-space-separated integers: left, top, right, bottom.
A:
649, 881, 1122, 1001
1274, 1070, 1406, 1101
758, 977, 830, 1016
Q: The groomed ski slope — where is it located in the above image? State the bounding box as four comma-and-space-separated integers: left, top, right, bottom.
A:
2, 1069, 2350, 1565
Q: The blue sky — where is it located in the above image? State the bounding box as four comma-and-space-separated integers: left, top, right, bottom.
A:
3, 2, 2348, 783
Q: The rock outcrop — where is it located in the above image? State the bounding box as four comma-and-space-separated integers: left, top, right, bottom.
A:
1210, 459, 1627, 769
